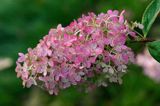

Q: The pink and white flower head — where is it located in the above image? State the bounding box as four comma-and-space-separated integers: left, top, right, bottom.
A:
16, 10, 135, 95
137, 49, 160, 82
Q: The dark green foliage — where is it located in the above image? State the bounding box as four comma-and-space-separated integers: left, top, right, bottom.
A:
142, 0, 160, 37
148, 41, 160, 62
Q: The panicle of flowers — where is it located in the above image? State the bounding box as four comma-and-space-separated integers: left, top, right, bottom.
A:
137, 49, 160, 82
16, 10, 136, 95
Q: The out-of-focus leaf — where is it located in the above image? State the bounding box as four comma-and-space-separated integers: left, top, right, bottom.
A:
147, 41, 160, 62
142, 0, 160, 37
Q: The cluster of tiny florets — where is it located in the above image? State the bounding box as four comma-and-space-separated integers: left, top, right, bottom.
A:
137, 49, 160, 82
16, 10, 135, 95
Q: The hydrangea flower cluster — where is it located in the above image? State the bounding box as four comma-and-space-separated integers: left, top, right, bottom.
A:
16, 10, 135, 95
137, 49, 160, 82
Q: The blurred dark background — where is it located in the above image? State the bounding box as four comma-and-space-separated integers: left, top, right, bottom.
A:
0, 0, 160, 106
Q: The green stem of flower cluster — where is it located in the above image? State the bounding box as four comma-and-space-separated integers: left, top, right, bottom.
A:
129, 38, 156, 43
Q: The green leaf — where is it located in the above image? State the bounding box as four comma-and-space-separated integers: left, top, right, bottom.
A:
147, 41, 160, 62
142, 0, 160, 37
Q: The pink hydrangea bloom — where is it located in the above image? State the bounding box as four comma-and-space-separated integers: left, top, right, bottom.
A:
16, 10, 135, 95
137, 49, 160, 82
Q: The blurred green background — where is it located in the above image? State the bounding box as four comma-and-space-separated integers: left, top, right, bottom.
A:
0, 0, 160, 106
